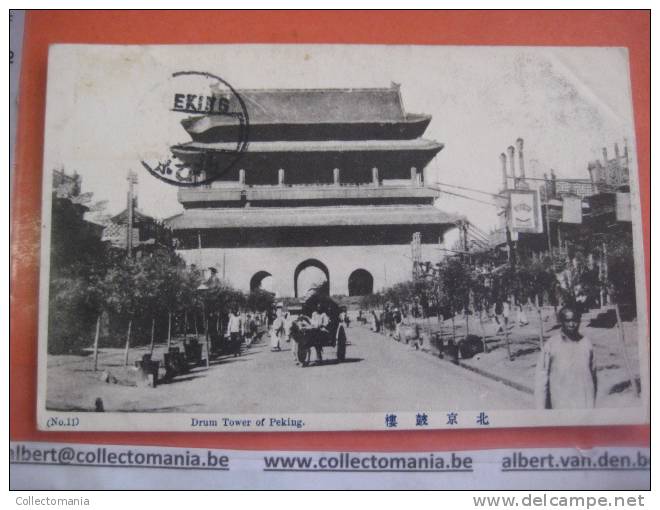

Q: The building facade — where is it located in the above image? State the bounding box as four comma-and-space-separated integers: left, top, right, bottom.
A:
488, 140, 633, 262
101, 205, 170, 253
166, 85, 458, 297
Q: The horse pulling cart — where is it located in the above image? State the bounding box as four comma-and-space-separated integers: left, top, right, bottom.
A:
288, 296, 348, 367
290, 317, 347, 366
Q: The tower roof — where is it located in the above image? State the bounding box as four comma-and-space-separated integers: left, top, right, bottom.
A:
218, 86, 407, 124
180, 86, 433, 142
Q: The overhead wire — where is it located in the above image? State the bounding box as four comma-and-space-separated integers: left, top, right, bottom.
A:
466, 223, 491, 242
427, 186, 502, 208
433, 180, 504, 199
471, 229, 492, 242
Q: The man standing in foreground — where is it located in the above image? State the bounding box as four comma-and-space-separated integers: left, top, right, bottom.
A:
535, 306, 597, 409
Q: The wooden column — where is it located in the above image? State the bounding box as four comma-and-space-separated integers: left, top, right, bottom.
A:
371, 167, 379, 186
410, 166, 418, 186
333, 167, 340, 185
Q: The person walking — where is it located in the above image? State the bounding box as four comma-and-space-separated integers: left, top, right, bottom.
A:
494, 298, 510, 335
516, 297, 529, 327
309, 303, 329, 362
282, 309, 297, 362
245, 313, 258, 348
284, 310, 293, 343
205, 267, 221, 289
270, 303, 285, 351
335, 306, 350, 359
336, 306, 350, 336
534, 305, 597, 409
370, 309, 381, 333
225, 306, 244, 356
393, 307, 403, 341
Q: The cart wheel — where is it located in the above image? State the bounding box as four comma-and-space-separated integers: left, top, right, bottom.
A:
336, 328, 346, 362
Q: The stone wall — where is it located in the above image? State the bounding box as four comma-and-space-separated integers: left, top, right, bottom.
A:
176, 243, 446, 297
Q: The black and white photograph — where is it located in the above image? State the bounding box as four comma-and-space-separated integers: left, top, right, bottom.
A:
37, 44, 648, 431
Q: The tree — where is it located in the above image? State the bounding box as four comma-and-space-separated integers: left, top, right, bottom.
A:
247, 288, 275, 312
381, 280, 432, 312
49, 196, 106, 279
360, 292, 383, 311
48, 265, 107, 355
438, 258, 470, 341
47, 186, 110, 355
102, 257, 146, 365
204, 282, 246, 316
139, 248, 188, 350
605, 231, 637, 311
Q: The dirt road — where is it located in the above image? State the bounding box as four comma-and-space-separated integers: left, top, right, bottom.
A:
46, 324, 531, 413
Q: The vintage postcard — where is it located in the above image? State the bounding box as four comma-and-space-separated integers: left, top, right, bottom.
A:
37, 44, 649, 431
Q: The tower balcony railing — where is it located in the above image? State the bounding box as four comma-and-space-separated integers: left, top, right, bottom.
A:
179, 179, 438, 205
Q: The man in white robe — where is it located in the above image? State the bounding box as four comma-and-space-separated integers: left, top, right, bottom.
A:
535, 306, 597, 409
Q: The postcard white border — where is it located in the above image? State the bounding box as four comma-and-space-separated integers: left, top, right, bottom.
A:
34, 44, 650, 432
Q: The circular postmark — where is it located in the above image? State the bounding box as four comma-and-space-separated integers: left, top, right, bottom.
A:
141, 71, 249, 186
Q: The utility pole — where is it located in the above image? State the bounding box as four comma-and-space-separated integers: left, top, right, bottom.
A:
601, 242, 609, 306
197, 231, 203, 269
543, 172, 554, 258
462, 222, 470, 260
545, 203, 553, 255
126, 170, 138, 257
505, 213, 516, 270
499, 150, 515, 269
411, 232, 422, 280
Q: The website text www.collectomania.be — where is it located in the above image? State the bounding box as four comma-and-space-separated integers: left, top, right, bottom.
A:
473, 494, 645, 509
263, 452, 473, 471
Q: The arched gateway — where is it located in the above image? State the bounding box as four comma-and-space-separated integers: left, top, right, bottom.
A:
250, 271, 273, 292
294, 259, 329, 299
348, 269, 374, 296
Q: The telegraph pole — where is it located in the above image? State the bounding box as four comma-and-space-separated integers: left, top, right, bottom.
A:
411, 232, 422, 280
543, 172, 554, 257
126, 170, 138, 257
462, 221, 470, 264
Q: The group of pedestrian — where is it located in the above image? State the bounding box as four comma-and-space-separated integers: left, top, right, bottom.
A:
368, 303, 403, 338
492, 298, 531, 335
269, 303, 293, 352
269, 302, 330, 360
225, 307, 262, 351
302, 304, 331, 364
363, 299, 597, 410
368, 303, 422, 348
268, 302, 352, 366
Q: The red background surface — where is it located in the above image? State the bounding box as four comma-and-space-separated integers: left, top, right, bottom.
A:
10, 10, 650, 451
